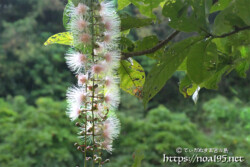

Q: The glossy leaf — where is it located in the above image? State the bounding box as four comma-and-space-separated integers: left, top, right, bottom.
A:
143, 36, 202, 106
212, 1, 248, 35
162, 0, 211, 32
120, 13, 153, 31
210, 0, 232, 13
118, 59, 145, 99
187, 41, 218, 84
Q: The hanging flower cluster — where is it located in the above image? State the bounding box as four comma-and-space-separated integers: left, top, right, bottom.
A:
64, 0, 121, 166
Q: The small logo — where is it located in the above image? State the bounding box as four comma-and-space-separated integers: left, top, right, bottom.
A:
176, 147, 182, 154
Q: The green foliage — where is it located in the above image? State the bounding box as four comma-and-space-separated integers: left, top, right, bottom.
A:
119, 59, 145, 98
202, 96, 250, 165
143, 36, 202, 106
131, 150, 144, 167
119, 0, 163, 18
120, 13, 153, 31
162, 0, 212, 32
0, 96, 82, 167
108, 105, 212, 167
118, 0, 131, 10
210, 0, 232, 13
0, 0, 74, 102
42, 0, 250, 105
117, 0, 250, 105
0, 94, 249, 166
1, 1, 250, 167
187, 40, 218, 84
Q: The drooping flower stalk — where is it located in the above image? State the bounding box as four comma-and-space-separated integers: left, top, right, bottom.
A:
64, 0, 121, 166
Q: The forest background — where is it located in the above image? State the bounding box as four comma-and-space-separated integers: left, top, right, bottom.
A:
0, 0, 249, 166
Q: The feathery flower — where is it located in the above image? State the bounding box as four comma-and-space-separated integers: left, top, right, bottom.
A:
76, 3, 89, 15
78, 73, 88, 85
67, 86, 88, 106
64, 0, 121, 164
67, 103, 81, 121
65, 51, 88, 73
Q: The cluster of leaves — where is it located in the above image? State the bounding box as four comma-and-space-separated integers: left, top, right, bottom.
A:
107, 95, 250, 167
0, 96, 82, 167
45, 0, 250, 107
1, 95, 248, 166
0, 0, 74, 103
1, 0, 250, 166
117, 0, 250, 107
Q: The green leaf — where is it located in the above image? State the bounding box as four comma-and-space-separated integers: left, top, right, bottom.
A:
120, 37, 135, 52
70, 0, 80, 6
118, 0, 131, 10
201, 65, 230, 89
143, 36, 202, 106
132, 150, 144, 167
120, 13, 153, 31
234, 0, 250, 25
118, 59, 145, 98
187, 41, 218, 84
177, 58, 187, 71
129, 0, 161, 19
44, 32, 73, 46
235, 46, 250, 78
134, 35, 160, 58
212, 1, 248, 35
162, 0, 211, 32
134, 36, 158, 52
210, 0, 232, 13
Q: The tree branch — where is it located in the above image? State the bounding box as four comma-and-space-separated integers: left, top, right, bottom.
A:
121, 30, 180, 59
121, 25, 250, 59
209, 26, 250, 38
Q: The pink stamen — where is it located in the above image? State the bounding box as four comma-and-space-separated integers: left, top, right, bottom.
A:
105, 53, 112, 63
105, 78, 112, 87
104, 21, 112, 31
77, 19, 88, 30
80, 33, 91, 44
76, 3, 88, 15
92, 64, 105, 74
79, 53, 87, 63
78, 74, 87, 84
104, 94, 111, 104
104, 34, 111, 43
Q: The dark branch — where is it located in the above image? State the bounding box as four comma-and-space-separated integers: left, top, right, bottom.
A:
121, 26, 250, 59
211, 26, 250, 38
121, 30, 180, 59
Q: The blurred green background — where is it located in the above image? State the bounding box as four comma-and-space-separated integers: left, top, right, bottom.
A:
0, 0, 249, 166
